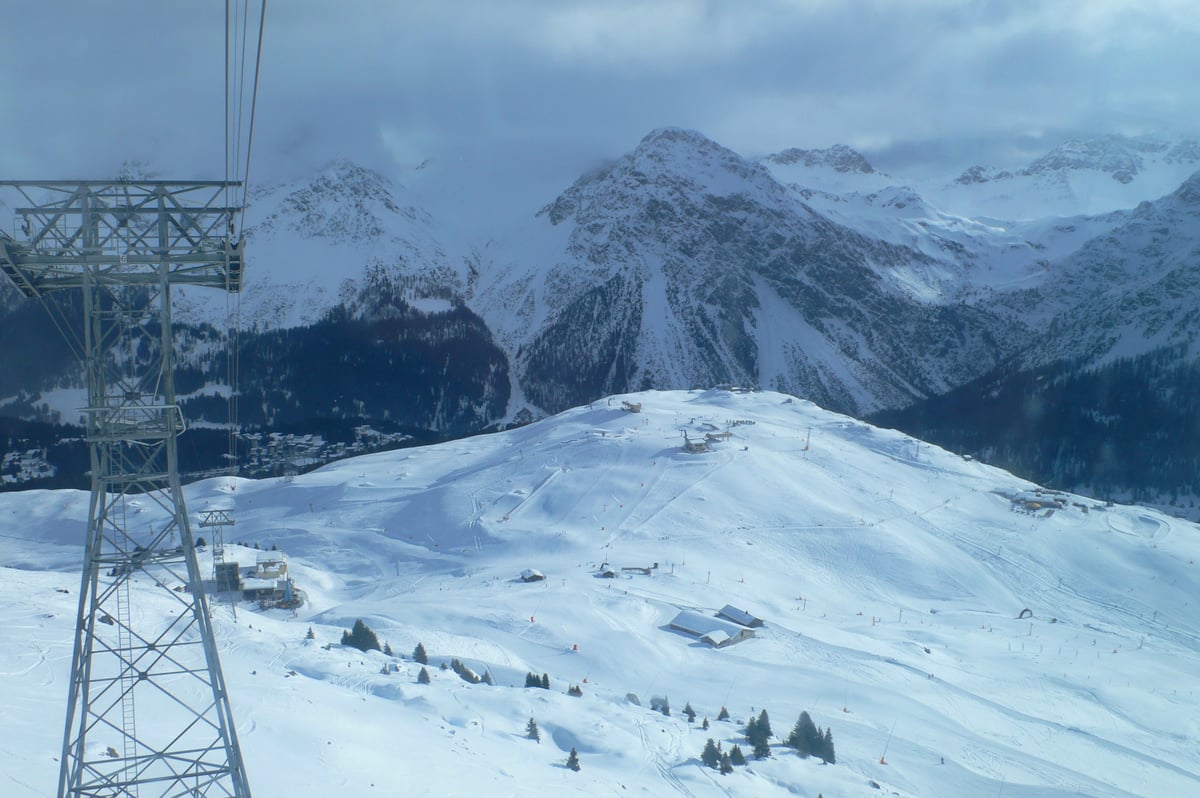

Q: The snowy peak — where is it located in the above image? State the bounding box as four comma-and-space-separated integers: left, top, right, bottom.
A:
250, 159, 430, 245
953, 164, 1013, 185
539, 127, 790, 228
174, 158, 453, 331
933, 133, 1200, 219
623, 127, 784, 197
1024, 135, 1158, 183
759, 144, 896, 198
763, 143, 875, 174
1019, 134, 1200, 182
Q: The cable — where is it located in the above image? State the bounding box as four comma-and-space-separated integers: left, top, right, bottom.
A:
239, 0, 267, 233
220, 1, 264, 478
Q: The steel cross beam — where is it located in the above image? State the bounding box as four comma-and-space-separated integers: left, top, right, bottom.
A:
0, 180, 253, 798
0, 180, 243, 296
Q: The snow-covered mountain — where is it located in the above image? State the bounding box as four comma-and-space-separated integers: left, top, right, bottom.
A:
473, 128, 1024, 417
5, 129, 1200, 516
1010, 171, 1200, 368
4, 389, 1198, 797
930, 133, 1200, 220
174, 159, 460, 331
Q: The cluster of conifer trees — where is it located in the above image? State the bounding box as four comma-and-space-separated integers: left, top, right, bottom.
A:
700, 708, 835, 775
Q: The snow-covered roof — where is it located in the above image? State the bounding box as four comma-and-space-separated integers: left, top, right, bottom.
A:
668, 610, 748, 639
718, 604, 763, 627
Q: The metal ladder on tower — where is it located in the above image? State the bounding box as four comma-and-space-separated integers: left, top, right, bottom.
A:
114, 570, 137, 790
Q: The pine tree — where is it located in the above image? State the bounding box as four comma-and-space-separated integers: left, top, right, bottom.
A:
820, 728, 836, 764
526, 717, 541, 742
717, 706, 730, 721
383, 642, 393, 657
413, 642, 429, 664
701, 738, 720, 769
745, 709, 773, 759
541, 672, 551, 690
566, 747, 581, 772
702, 717, 710, 730
729, 744, 746, 766
567, 684, 583, 697
683, 702, 697, 723
755, 709, 772, 741
525, 672, 541, 688
341, 618, 381, 652
304, 626, 316, 640
417, 667, 431, 684
787, 711, 820, 758
719, 752, 733, 775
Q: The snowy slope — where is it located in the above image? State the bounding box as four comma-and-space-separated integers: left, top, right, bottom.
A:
3, 389, 1198, 797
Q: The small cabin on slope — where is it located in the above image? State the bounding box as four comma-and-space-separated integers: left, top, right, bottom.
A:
717, 604, 764, 628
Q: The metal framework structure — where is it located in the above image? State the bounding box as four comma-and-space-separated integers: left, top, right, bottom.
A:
0, 180, 252, 798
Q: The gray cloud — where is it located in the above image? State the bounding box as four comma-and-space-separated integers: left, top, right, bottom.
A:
2, 0, 1198, 201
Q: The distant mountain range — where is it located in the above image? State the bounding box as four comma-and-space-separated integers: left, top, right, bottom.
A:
2, 130, 1199, 517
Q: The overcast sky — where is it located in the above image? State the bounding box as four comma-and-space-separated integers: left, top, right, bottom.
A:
2, 0, 1199, 207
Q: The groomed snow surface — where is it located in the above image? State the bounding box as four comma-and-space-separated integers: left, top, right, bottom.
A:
3, 389, 1198, 797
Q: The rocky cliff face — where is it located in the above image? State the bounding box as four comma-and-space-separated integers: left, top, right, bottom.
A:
475, 128, 1023, 416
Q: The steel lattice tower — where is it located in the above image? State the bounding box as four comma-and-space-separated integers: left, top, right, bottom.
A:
0, 180, 252, 798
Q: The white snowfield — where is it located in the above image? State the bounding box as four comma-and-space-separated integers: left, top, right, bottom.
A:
2, 389, 1197, 797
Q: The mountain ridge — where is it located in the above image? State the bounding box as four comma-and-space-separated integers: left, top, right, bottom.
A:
4, 129, 1200, 517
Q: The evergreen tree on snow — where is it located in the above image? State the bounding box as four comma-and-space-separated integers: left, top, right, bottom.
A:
567, 684, 583, 697
566, 747, 581, 771
746, 710, 772, 759
383, 642, 393, 657
820, 728, 836, 764
729, 744, 746, 766
526, 718, 540, 742
417, 667, 431, 684
413, 642, 429, 664
341, 619, 381, 652
755, 709, 772, 740
525, 672, 541, 688
702, 717, 710, 730
541, 672, 551, 690
787, 711, 820, 758
717, 706, 730, 721
701, 738, 720, 769
719, 752, 733, 775
683, 702, 697, 723
304, 626, 315, 640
